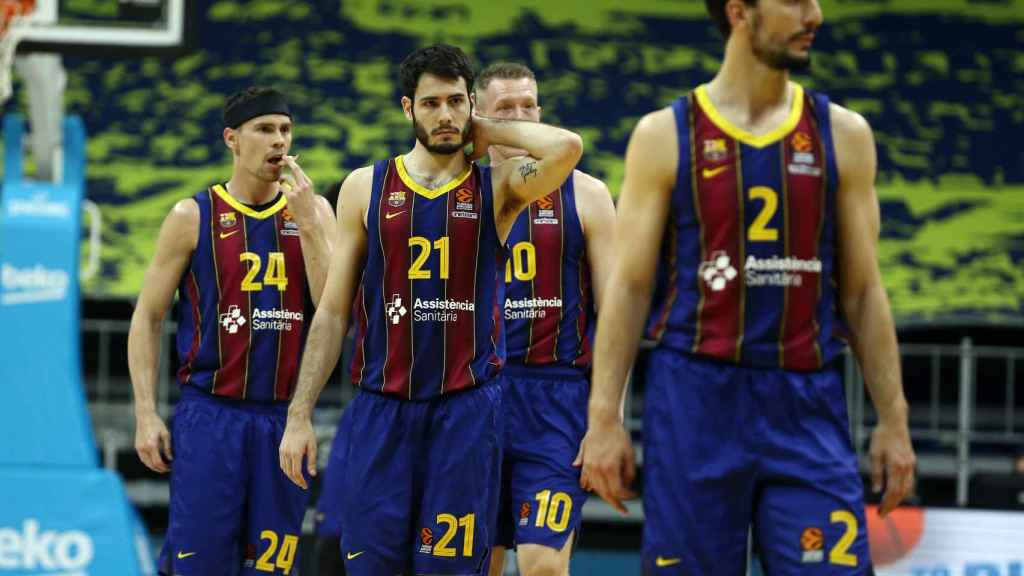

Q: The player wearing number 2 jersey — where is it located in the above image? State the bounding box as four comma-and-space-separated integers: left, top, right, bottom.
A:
279, 45, 583, 576
128, 87, 337, 575
576, 1, 917, 575
472, 62, 616, 576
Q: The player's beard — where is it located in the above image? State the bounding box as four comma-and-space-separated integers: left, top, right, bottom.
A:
750, 13, 812, 71
412, 112, 472, 156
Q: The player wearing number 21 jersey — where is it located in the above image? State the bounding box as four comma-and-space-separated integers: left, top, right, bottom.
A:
279, 44, 583, 576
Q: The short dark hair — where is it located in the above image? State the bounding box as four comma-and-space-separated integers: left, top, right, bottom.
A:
474, 62, 536, 95
222, 86, 291, 128
705, 0, 757, 39
399, 44, 475, 100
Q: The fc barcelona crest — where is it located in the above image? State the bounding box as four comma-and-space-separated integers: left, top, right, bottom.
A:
219, 211, 237, 229
388, 191, 406, 208
704, 138, 728, 162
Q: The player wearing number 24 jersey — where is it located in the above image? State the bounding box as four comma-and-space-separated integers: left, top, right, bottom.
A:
577, 1, 916, 575
279, 45, 583, 576
128, 87, 337, 575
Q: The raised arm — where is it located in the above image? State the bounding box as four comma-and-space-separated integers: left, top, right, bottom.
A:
832, 104, 916, 517
280, 156, 337, 306
128, 198, 198, 473
474, 114, 583, 240
577, 108, 677, 513
279, 165, 371, 489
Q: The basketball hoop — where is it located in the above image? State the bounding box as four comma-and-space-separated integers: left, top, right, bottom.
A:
0, 0, 35, 104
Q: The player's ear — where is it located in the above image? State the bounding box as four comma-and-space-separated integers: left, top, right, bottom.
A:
401, 96, 414, 121
726, 0, 748, 32
223, 127, 237, 154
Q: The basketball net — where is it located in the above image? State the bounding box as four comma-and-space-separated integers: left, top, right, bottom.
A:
0, 0, 35, 104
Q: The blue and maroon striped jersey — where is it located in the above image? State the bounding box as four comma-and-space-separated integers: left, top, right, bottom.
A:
350, 156, 505, 400
646, 84, 846, 371
176, 184, 309, 401
503, 174, 594, 372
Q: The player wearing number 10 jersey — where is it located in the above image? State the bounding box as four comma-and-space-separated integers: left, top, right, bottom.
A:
473, 63, 617, 576
280, 45, 583, 576
128, 87, 337, 575
577, 1, 916, 575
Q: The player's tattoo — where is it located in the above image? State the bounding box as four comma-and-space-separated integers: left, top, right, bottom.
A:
519, 161, 539, 181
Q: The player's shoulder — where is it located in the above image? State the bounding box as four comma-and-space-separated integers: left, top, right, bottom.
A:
572, 169, 611, 200
169, 197, 200, 223
632, 106, 677, 141
827, 102, 873, 145
343, 165, 375, 188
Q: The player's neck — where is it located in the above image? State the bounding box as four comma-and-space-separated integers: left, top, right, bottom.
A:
225, 172, 279, 206
403, 143, 470, 189
708, 40, 791, 123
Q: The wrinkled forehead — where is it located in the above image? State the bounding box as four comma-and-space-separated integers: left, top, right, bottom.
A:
480, 77, 538, 108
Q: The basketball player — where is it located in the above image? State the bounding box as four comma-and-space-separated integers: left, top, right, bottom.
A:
471, 62, 615, 576
128, 87, 336, 575
576, 1, 917, 573
278, 45, 583, 576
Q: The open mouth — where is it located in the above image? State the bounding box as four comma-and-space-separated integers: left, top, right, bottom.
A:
267, 154, 285, 167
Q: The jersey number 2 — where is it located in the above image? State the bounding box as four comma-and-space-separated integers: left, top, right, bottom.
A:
747, 186, 779, 242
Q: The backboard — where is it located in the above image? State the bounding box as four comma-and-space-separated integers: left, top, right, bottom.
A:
19, 0, 192, 54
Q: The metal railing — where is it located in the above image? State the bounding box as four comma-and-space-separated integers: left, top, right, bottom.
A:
82, 319, 1023, 510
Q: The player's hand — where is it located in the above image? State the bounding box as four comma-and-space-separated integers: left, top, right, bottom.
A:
573, 417, 636, 515
279, 155, 317, 226
279, 414, 317, 490
134, 410, 173, 474
869, 416, 916, 517
465, 112, 492, 162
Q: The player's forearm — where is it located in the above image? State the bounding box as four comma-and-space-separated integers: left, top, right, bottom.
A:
484, 116, 581, 162
300, 226, 333, 306
287, 307, 348, 419
589, 280, 652, 424
127, 313, 162, 416
846, 283, 908, 424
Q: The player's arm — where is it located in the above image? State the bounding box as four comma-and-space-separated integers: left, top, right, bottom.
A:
577, 108, 676, 513
127, 199, 198, 473
832, 104, 916, 517
279, 166, 371, 489
574, 170, 616, 311
280, 156, 337, 306
474, 114, 583, 240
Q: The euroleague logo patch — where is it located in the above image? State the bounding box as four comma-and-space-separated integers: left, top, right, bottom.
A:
453, 187, 478, 219
800, 527, 825, 563
419, 527, 434, 554
519, 502, 532, 526
534, 193, 558, 225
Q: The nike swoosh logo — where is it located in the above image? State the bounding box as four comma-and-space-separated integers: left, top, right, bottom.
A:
702, 165, 729, 179
346, 551, 365, 560
655, 556, 681, 567
177, 552, 197, 559
385, 211, 405, 220
219, 230, 239, 239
